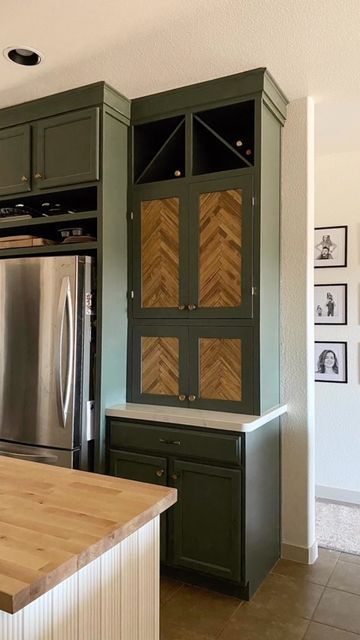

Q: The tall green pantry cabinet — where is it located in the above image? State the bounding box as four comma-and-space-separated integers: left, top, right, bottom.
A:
105, 68, 288, 599
127, 68, 287, 414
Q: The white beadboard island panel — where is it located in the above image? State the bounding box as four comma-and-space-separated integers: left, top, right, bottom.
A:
0, 518, 160, 640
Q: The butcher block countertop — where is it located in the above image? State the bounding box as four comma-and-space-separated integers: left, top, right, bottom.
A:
0, 456, 177, 614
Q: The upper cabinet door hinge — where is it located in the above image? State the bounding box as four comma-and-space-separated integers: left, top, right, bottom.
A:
251, 286, 257, 296
128, 211, 134, 221
252, 196, 255, 207
129, 290, 134, 299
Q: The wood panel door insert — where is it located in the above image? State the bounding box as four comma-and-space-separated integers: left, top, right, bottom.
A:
188, 327, 253, 413
199, 189, 242, 308
141, 336, 179, 396
132, 326, 188, 406
200, 337, 242, 401
189, 176, 253, 319
133, 185, 188, 318
141, 197, 180, 308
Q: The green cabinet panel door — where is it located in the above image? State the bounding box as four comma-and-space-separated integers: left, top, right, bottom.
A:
188, 326, 254, 413
0, 125, 31, 196
109, 449, 168, 562
132, 182, 189, 319
169, 459, 242, 581
132, 325, 189, 407
34, 107, 100, 189
188, 175, 254, 319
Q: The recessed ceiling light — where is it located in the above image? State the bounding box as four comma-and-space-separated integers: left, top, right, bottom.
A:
3, 46, 42, 66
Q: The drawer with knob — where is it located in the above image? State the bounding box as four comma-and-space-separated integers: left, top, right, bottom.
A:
109, 420, 241, 466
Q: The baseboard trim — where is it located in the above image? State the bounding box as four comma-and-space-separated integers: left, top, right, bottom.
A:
316, 485, 360, 506
281, 541, 318, 564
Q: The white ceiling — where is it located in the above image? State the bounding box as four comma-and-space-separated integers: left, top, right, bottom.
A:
0, 0, 359, 155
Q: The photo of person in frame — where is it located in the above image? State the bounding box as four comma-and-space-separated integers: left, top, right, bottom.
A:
316, 349, 339, 375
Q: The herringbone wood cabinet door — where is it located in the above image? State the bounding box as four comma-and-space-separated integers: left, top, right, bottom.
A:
141, 336, 179, 395
199, 189, 242, 308
141, 197, 180, 308
199, 338, 242, 401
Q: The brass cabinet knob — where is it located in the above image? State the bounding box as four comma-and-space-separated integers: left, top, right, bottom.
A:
187, 304, 197, 311
34, 172, 43, 179
178, 394, 186, 401
155, 469, 165, 478
20, 175, 28, 183
178, 304, 186, 310
174, 169, 182, 177
188, 394, 196, 402
235, 139, 243, 147
171, 473, 178, 481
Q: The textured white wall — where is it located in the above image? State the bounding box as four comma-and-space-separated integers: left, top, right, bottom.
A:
281, 97, 316, 560
315, 151, 360, 502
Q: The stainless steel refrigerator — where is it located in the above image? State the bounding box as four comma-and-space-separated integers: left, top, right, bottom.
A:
0, 255, 94, 468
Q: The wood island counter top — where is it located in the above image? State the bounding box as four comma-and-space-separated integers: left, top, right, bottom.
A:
0, 456, 177, 614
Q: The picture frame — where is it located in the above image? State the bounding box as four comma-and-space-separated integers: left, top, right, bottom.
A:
314, 226, 347, 268
314, 283, 347, 325
315, 341, 348, 383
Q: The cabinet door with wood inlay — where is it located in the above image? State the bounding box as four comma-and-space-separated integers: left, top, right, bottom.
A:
132, 184, 189, 319
188, 327, 253, 412
189, 176, 254, 319
132, 325, 189, 406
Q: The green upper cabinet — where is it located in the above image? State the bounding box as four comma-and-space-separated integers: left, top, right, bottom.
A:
0, 125, 31, 196
132, 175, 254, 320
34, 107, 100, 189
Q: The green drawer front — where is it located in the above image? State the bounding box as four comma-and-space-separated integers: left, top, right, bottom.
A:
109, 420, 241, 466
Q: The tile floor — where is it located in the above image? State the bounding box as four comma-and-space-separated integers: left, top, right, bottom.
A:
160, 549, 360, 639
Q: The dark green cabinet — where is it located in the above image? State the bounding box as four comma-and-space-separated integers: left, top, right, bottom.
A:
131, 324, 253, 412
132, 175, 254, 320
169, 459, 241, 581
107, 415, 281, 599
109, 449, 167, 561
0, 106, 100, 198
129, 69, 287, 415
34, 108, 100, 189
0, 125, 31, 196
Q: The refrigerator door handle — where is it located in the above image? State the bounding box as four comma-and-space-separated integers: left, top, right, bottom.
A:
55, 276, 74, 428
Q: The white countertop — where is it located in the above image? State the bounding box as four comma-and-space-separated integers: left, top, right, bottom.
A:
106, 403, 287, 433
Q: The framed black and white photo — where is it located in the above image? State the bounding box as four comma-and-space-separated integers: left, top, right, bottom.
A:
314, 284, 347, 325
314, 226, 347, 268
315, 341, 347, 383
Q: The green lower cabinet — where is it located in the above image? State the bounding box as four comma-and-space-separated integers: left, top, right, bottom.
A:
169, 459, 242, 582
109, 449, 168, 562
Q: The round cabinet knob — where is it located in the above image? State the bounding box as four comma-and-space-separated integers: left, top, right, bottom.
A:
174, 169, 182, 178
245, 149, 252, 156
188, 394, 196, 402
187, 304, 197, 311
34, 172, 43, 179
178, 394, 186, 401
171, 473, 178, 481
178, 304, 186, 310
155, 469, 165, 478
20, 175, 28, 183
235, 139, 243, 147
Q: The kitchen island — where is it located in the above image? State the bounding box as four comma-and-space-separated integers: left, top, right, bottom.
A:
0, 456, 176, 639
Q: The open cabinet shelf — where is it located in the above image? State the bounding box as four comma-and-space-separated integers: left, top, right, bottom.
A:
133, 116, 185, 184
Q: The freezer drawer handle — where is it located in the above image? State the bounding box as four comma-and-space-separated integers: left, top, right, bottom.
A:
55, 276, 74, 428
0, 449, 57, 463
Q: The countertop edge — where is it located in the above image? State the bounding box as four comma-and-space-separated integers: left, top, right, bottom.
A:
105, 403, 288, 432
